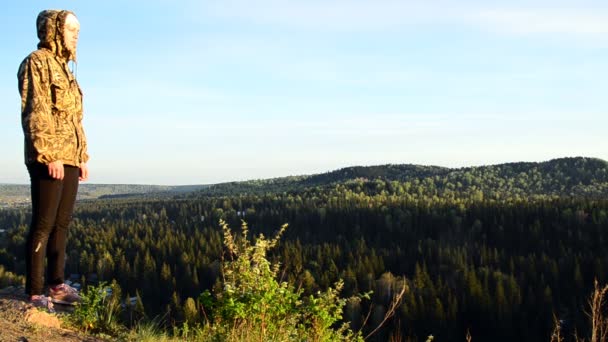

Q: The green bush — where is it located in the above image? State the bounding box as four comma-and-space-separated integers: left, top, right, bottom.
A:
197, 219, 362, 341
68, 280, 124, 336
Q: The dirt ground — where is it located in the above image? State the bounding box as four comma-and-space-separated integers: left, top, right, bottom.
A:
0, 286, 107, 342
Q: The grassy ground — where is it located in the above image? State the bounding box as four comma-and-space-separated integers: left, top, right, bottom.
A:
0, 287, 108, 342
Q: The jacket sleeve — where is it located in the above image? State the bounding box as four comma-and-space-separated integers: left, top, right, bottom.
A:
18, 54, 60, 164
75, 81, 89, 164
80, 126, 89, 164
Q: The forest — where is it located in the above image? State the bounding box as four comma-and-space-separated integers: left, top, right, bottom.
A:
1, 156, 607, 341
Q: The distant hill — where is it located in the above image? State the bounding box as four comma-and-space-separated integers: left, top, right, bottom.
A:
185, 164, 448, 197
2, 157, 606, 206
0, 183, 210, 207
91, 184, 210, 199
189, 157, 608, 199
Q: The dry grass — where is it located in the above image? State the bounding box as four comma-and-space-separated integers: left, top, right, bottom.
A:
550, 313, 564, 342
553, 280, 608, 342
0, 289, 108, 342
587, 280, 608, 342
360, 278, 408, 341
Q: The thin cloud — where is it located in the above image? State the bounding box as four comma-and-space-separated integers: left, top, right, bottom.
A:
200, 1, 608, 37
201, 0, 450, 31
475, 9, 608, 35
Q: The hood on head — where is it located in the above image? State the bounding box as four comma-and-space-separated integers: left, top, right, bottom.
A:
36, 9, 77, 61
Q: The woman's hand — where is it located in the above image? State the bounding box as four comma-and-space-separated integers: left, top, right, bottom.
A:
48, 160, 64, 180
79, 163, 89, 181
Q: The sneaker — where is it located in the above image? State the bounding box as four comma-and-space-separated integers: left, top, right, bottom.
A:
49, 283, 82, 305
30, 295, 55, 313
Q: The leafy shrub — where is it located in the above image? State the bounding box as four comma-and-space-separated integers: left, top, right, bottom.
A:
68, 280, 123, 335
198, 219, 362, 341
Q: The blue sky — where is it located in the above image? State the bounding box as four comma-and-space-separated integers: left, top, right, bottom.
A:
1, 1, 607, 185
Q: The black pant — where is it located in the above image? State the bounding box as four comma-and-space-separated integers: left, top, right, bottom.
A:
25, 163, 79, 296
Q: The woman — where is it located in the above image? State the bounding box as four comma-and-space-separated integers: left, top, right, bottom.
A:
18, 9, 89, 310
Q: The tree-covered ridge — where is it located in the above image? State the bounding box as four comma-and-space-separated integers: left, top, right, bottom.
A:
1, 156, 607, 341
444, 157, 608, 198
192, 157, 608, 198
187, 164, 450, 197
2, 157, 605, 203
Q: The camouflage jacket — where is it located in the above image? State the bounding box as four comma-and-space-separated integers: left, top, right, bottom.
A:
18, 10, 88, 167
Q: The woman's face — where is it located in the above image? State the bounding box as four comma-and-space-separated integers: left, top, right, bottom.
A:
63, 14, 80, 56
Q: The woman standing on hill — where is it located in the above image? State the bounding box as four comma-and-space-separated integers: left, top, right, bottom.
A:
18, 9, 89, 310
